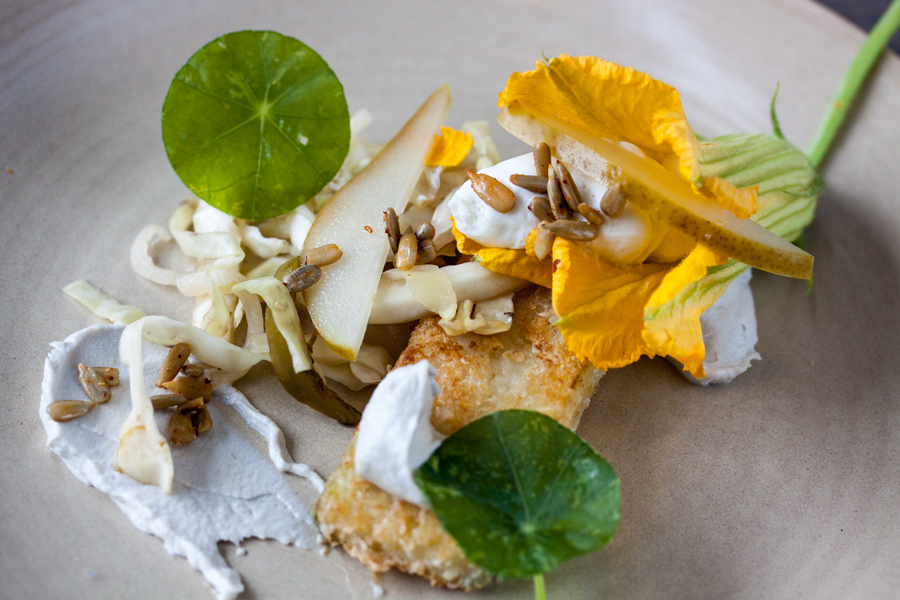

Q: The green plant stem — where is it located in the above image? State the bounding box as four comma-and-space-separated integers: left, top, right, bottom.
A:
533, 573, 547, 600
806, 0, 900, 168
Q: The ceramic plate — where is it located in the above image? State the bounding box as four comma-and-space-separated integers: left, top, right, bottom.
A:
2, 0, 899, 598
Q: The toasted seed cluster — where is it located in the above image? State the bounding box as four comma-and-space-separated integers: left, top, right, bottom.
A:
385, 208, 440, 270
153, 342, 214, 445
48, 364, 121, 423
516, 143, 634, 253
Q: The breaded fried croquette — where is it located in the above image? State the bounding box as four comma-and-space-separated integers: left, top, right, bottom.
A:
315, 286, 604, 589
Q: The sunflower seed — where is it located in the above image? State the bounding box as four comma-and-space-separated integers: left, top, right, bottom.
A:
578, 203, 605, 226
384, 208, 401, 254
466, 169, 516, 213
151, 393, 189, 410
168, 412, 196, 445
533, 142, 551, 177
283, 264, 322, 293
394, 233, 419, 271
180, 363, 205, 378
192, 407, 212, 435
47, 400, 96, 422
417, 238, 437, 264
415, 222, 435, 241
395, 233, 418, 270
534, 223, 555, 260
600, 183, 627, 218
529, 197, 554, 222
91, 367, 120, 386
156, 343, 191, 387
78, 364, 112, 404
554, 162, 582, 212
162, 376, 212, 402
546, 171, 570, 220
543, 219, 600, 241
303, 244, 343, 268
509, 174, 548, 193
177, 397, 206, 413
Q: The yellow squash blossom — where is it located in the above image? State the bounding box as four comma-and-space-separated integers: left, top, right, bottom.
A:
455, 55, 819, 378
426, 126, 474, 167
499, 54, 759, 218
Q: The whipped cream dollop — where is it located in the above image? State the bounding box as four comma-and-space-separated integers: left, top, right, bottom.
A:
450, 153, 655, 263
40, 324, 321, 600
355, 360, 445, 508
679, 269, 761, 385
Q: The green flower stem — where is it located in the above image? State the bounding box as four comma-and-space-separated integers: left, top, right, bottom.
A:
806, 0, 900, 168
533, 573, 547, 600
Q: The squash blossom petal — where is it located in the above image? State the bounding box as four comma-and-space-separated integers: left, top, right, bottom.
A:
498, 54, 756, 219
426, 126, 474, 167
452, 55, 820, 378
452, 223, 551, 287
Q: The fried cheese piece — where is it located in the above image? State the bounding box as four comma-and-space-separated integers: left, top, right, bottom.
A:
315, 286, 604, 589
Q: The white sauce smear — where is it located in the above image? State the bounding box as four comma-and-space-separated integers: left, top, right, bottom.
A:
40, 324, 320, 600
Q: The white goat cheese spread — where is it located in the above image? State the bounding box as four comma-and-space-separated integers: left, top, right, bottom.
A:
449, 153, 541, 249
450, 153, 654, 263
40, 324, 321, 600
355, 360, 445, 508
678, 269, 761, 385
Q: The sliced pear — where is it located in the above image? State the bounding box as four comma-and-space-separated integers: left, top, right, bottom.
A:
498, 103, 813, 279
304, 86, 452, 360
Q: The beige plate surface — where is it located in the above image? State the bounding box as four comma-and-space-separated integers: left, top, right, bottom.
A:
2, 0, 900, 598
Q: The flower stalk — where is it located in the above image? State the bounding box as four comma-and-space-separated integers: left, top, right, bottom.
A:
806, 0, 900, 168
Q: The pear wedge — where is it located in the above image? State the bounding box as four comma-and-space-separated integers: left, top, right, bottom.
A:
305, 85, 452, 360
498, 102, 813, 279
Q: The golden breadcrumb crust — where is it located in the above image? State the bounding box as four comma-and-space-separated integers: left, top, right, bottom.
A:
315, 287, 604, 589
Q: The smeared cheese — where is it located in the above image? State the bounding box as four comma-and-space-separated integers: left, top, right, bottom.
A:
679, 269, 761, 385
355, 360, 444, 507
449, 153, 540, 249
41, 324, 320, 600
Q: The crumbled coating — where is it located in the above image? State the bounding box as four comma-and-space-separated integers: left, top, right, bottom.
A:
315, 286, 604, 589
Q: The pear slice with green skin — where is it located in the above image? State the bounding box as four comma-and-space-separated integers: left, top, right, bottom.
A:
304, 85, 452, 360
268, 256, 361, 425
498, 102, 813, 279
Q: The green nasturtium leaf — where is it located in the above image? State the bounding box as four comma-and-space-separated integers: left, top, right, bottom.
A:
161, 30, 350, 220
415, 409, 621, 578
